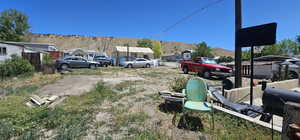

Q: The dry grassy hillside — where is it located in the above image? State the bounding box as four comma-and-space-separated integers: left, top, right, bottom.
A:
212, 48, 235, 56
27, 33, 233, 56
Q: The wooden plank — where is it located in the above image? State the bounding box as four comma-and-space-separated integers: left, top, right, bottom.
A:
282, 102, 300, 140
30, 95, 45, 106
213, 105, 282, 132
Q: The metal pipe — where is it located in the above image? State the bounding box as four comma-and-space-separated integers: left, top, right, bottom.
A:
250, 46, 254, 105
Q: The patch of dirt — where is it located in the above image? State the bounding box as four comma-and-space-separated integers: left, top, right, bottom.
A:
101, 72, 144, 85
37, 71, 145, 103
38, 75, 103, 96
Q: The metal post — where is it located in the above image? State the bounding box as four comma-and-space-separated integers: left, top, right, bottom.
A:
284, 64, 289, 80
235, 0, 243, 88
127, 45, 129, 61
250, 46, 254, 105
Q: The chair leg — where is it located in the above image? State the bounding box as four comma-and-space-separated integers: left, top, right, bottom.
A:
211, 109, 214, 130
182, 109, 188, 128
172, 112, 177, 126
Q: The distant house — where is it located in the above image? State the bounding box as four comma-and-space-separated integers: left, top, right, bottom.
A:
113, 46, 154, 65
0, 42, 25, 63
63, 48, 100, 60
114, 46, 153, 59
0, 42, 51, 70
0, 41, 60, 63
181, 50, 194, 60
161, 53, 181, 62
1, 41, 58, 52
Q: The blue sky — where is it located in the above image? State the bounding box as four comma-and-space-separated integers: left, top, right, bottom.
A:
1, 0, 299, 50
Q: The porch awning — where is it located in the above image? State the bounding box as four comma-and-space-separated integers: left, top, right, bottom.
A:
116, 46, 153, 54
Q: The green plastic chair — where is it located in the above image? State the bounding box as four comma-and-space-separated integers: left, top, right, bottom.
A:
181, 77, 214, 129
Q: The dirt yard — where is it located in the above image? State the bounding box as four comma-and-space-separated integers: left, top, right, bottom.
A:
0, 66, 278, 140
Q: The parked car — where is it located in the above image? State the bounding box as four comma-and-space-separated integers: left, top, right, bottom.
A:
120, 58, 153, 68
93, 55, 113, 67
277, 58, 300, 79
56, 56, 99, 69
180, 57, 232, 78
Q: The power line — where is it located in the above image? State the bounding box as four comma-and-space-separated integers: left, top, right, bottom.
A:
152, 0, 225, 37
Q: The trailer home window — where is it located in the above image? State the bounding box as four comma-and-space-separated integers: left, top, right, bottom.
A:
0, 47, 7, 56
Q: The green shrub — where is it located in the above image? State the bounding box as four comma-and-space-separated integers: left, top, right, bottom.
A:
1, 54, 34, 77
42, 54, 53, 65
169, 76, 191, 92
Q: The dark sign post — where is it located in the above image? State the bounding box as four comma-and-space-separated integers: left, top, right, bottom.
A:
237, 22, 277, 105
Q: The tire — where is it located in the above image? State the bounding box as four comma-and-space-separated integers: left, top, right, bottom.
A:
127, 64, 133, 68
288, 71, 298, 79
203, 71, 211, 79
146, 63, 151, 68
183, 67, 189, 74
89, 64, 96, 69
60, 64, 69, 70
104, 63, 108, 67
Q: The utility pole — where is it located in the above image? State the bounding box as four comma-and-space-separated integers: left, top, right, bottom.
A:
235, 0, 242, 88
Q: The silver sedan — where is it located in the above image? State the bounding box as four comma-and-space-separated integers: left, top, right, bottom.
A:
121, 58, 153, 68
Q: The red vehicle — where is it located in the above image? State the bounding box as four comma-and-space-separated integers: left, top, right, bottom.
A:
180, 57, 232, 78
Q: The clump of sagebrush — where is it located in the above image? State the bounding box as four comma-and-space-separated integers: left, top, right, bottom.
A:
0, 54, 34, 77
169, 76, 191, 92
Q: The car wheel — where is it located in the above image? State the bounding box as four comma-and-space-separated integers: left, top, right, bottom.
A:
183, 67, 189, 74
105, 63, 108, 67
89, 64, 96, 69
146, 63, 151, 68
127, 64, 133, 68
288, 71, 298, 79
203, 71, 211, 79
61, 64, 69, 70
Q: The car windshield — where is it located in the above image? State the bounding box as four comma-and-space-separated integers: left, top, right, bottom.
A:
202, 58, 217, 64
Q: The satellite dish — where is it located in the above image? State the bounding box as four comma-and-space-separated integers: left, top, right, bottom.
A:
222, 79, 233, 90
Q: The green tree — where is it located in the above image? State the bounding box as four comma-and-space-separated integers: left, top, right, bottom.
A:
261, 44, 282, 56
242, 50, 251, 61
280, 39, 299, 55
261, 39, 299, 56
0, 9, 30, 42
152, 41, 162, 58
218, 56, 234, 63
137, 38, 153, 48
297, 35, 300, 44
191, 42, 214, 58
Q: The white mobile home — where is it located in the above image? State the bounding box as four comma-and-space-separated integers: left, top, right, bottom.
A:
0, 42, 51, 64
3, 42, 58, 52
0, 42, 24, 63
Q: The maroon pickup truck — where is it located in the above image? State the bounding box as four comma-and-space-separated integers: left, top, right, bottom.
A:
180, 57, 232, 78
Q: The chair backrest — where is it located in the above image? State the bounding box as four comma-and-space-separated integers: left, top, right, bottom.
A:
186, 77, 208, 102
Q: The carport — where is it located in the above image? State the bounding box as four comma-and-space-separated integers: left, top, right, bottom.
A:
114, 46, 153, 65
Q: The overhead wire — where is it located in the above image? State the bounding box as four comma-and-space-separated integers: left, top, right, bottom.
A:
152, 0, 226, 37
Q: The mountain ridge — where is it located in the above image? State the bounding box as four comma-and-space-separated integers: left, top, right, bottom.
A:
26, 33, 234, 56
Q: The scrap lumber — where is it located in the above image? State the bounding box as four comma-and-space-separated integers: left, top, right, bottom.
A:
30, 95, 46, 106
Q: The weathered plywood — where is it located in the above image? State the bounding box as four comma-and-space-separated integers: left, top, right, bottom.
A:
213, 105, 282, 132
282, 102, 300, 140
